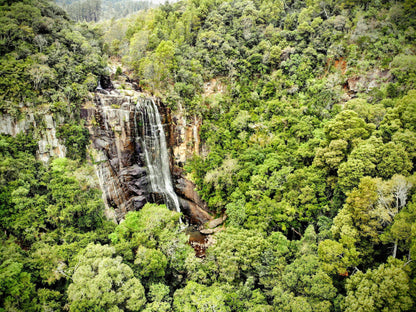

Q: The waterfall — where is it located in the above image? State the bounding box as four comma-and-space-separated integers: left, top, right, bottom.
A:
135, 98, 181, 213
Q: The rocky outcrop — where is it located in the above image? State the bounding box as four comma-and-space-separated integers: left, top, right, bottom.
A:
347, 69, 392, 94
0, 113, 66, 163
188, 228, 217, 258
37, 115, 67, 163
205, 214, 227, 229
83, 85, 212, 223
164, 106, 212, 224
83, 91, 151, 221
174, 176, 211, 224
0, 114, 34, 135
171, 114, 202, 167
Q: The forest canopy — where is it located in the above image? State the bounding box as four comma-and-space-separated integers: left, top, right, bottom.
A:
1, 0, 416, 311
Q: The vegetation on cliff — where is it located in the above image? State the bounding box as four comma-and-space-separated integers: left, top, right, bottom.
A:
0, 0, 106, 116
1, 0, 416, 311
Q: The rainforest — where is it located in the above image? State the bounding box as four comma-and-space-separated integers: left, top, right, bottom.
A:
1, 0, 416, 311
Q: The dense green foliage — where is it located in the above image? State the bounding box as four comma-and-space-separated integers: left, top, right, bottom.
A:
1, 0, 416, 310
98, 0, 416, 310
0, 133, 115, 311
0, 0, 106, 124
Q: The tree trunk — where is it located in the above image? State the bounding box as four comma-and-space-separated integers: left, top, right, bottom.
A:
393, 238, 398, 258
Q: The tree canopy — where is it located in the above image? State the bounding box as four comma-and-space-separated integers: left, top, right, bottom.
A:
1, 0, 416, 310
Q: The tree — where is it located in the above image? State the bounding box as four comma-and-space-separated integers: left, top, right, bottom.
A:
139, 40, 176, 93
372, 175, 413, 226
343, 259, 413, 312
314, 139, 348, 173
28, 241, 66, 285
380, 90, 416, 140
324, 110, 374, 147
372, 175, 413, 258
67, 0, 102, 22
392, 129, 416, 164
390, 54, 416, 85
127, 30, 150, 67
173, 281, 231, 312
37, 288, 62, 312
134, 246, 168, 278
322, 174, 415, 272
319, 177, 381, 270
143, 283, 171, 312
269, 45, 282, 68
47, 158, 104, 231
337, 177, 381, 242
381, 199, 416, 260
344, 98, 386, 126
205, 227, 289, 286
377, 142, 412, 179
281, 166, 328, 224
318, 237, 360, 275
272, 253, 337, 312
109, 203, 192, 281
337, 137, 382, 192
0, 238, 37, 312
109, 203, 181, 249
67, 244, 146, 312
56, 123, 90, 160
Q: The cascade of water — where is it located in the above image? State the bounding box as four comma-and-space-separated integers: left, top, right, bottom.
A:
135, 98, 181, 213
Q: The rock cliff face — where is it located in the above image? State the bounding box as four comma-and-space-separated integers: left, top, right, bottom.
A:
82, 87, 212, 224
0, 112, 66, 163
167, 111, 211, 224
83, 92, 145, 222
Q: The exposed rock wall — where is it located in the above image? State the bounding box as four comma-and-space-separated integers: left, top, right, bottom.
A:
0, 113, 34, 135
347, 69, 392, 94
166, 106, 212, 224
83, 92, 150, 221
83, 90, 212, 224
37, 115, 67, 163
0, 113, 66, 163
171, 114, 202, 167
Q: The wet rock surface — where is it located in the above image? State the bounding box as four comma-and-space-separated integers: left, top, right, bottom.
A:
187, 227, 217, 258
86, 91, 150, 221
174, 175, 212, 224
205, 214, 227, 229
84, 82, 212, 223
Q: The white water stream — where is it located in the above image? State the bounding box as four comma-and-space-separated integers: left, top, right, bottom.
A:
135, 98, 181, 213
